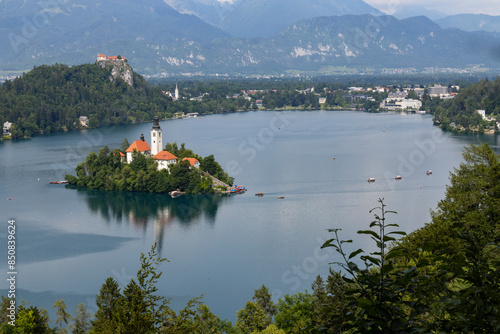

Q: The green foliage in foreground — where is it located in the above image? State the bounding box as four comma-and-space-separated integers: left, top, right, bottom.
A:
320, 143, 500, 333
64, 143, 233, 194
2, 144, 499, 333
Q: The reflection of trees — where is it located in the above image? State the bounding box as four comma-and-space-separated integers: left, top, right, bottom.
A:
71, 186, 230, 252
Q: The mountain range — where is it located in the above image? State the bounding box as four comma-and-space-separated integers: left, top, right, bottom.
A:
436, 14, 500, 33
1, 0, 500, 77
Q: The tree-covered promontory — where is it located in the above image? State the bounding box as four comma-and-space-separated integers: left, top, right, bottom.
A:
0, 63, 174, 138
64, 142, 234, 195
433, 77, 500, 133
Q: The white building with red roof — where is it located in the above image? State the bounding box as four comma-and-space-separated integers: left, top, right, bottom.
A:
155, 151, 177, 170
124, 115, 184, 171
125, 134, 151, 163
182, 157, 200, 168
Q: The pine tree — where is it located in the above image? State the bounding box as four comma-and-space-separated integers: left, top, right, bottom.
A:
53, 299, 70, 333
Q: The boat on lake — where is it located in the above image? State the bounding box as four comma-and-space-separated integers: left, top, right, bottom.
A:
230, 185, 247, 194
426, 170, 433, 175
367, 178, 375, 182
255, 192, 264, 196
395, 175, 402, 180
49, 181, 68, 184
170, 190, 184, 198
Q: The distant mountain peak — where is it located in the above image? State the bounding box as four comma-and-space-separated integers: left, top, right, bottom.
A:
163, 0, 383, 38
436, 14, 500, 33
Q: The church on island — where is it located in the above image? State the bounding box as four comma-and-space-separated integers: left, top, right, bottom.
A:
124, 115, 199, 171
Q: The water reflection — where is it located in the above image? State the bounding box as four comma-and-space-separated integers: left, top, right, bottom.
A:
71, 186, 231, 251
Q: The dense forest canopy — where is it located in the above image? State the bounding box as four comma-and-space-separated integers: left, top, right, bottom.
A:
0, 63, 174, 138
433, 77, 500, 132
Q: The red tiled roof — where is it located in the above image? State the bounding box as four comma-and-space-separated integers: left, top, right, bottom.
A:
120, 152, 125, 157
107, 56, 118, 60
126, 140, 151, 153
182, 157, 199, 166
154, 151, 177, 161
97, 54, 106, 58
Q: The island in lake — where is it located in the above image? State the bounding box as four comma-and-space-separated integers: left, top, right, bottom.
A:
65, 114, 236, 195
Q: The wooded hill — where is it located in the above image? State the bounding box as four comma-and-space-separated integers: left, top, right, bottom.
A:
433, 77, 500, 132
0, 63, 174, 138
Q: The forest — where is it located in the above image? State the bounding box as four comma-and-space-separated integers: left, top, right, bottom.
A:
1, 62, 483, 140
433, 77, 500, 133
1, 143, 498, 333
64, 141, 234, 194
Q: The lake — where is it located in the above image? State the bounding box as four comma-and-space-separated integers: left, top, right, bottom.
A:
1, 110, 499, 323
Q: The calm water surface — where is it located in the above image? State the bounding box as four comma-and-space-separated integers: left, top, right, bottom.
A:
1, 110, 499, 322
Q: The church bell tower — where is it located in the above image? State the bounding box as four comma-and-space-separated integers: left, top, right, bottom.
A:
151, 113, 162, 156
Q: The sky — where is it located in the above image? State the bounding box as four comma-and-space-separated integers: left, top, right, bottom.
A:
364, 0, 500, 16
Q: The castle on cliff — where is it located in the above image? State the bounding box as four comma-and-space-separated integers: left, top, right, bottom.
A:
97, 54, 127, 61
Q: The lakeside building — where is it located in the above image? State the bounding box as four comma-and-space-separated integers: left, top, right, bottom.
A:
477, 109, 496, 122
3, 121, 12, 136
125, 133, 151, 163
182, 157, 200, 168
79, 116, 89, 127
380, 97, 422, 111
428, 85, 450, 98
154, 151, 178, 170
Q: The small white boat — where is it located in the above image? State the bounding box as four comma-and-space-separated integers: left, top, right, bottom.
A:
367, 178, 375, 182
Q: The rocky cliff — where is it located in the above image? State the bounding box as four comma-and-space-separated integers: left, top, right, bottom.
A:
96, 59, 134, 87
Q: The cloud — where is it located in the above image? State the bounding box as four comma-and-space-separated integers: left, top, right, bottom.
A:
364, 0, 500, 16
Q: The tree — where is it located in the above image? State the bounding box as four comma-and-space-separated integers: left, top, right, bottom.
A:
159, 296, 236, 333
236, 301, 269, 333
53, 299, 70, 333
129, 151, 147, 172
256, 324, 286, 334
311, 270, 347, 333
116, 280, 153, 334
321, 199, 433, 333
121, 138, 130, 153
400, 144, 500, 333
93, 243, 169, 333
92, 277, 122, 333
252, 285, 277, 325
404, 144, 500, 252
274, 292, 315, 333
15, 305, 56, 334
407, 90, 418, 100
71, 303, 92, 334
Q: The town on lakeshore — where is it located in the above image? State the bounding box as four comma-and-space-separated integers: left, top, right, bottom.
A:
2, 53, 500, 142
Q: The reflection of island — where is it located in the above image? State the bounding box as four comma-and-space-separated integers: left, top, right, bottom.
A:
73, 186, 230, 252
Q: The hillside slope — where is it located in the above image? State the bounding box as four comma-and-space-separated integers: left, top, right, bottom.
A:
0, 62, 171, 138
0, 0, 228, 70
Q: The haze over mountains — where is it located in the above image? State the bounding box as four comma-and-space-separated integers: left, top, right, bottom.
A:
1, 0, 500, 77
436, 14, 500, 33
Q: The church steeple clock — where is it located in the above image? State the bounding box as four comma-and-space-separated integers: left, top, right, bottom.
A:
151, 112, 162, 156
